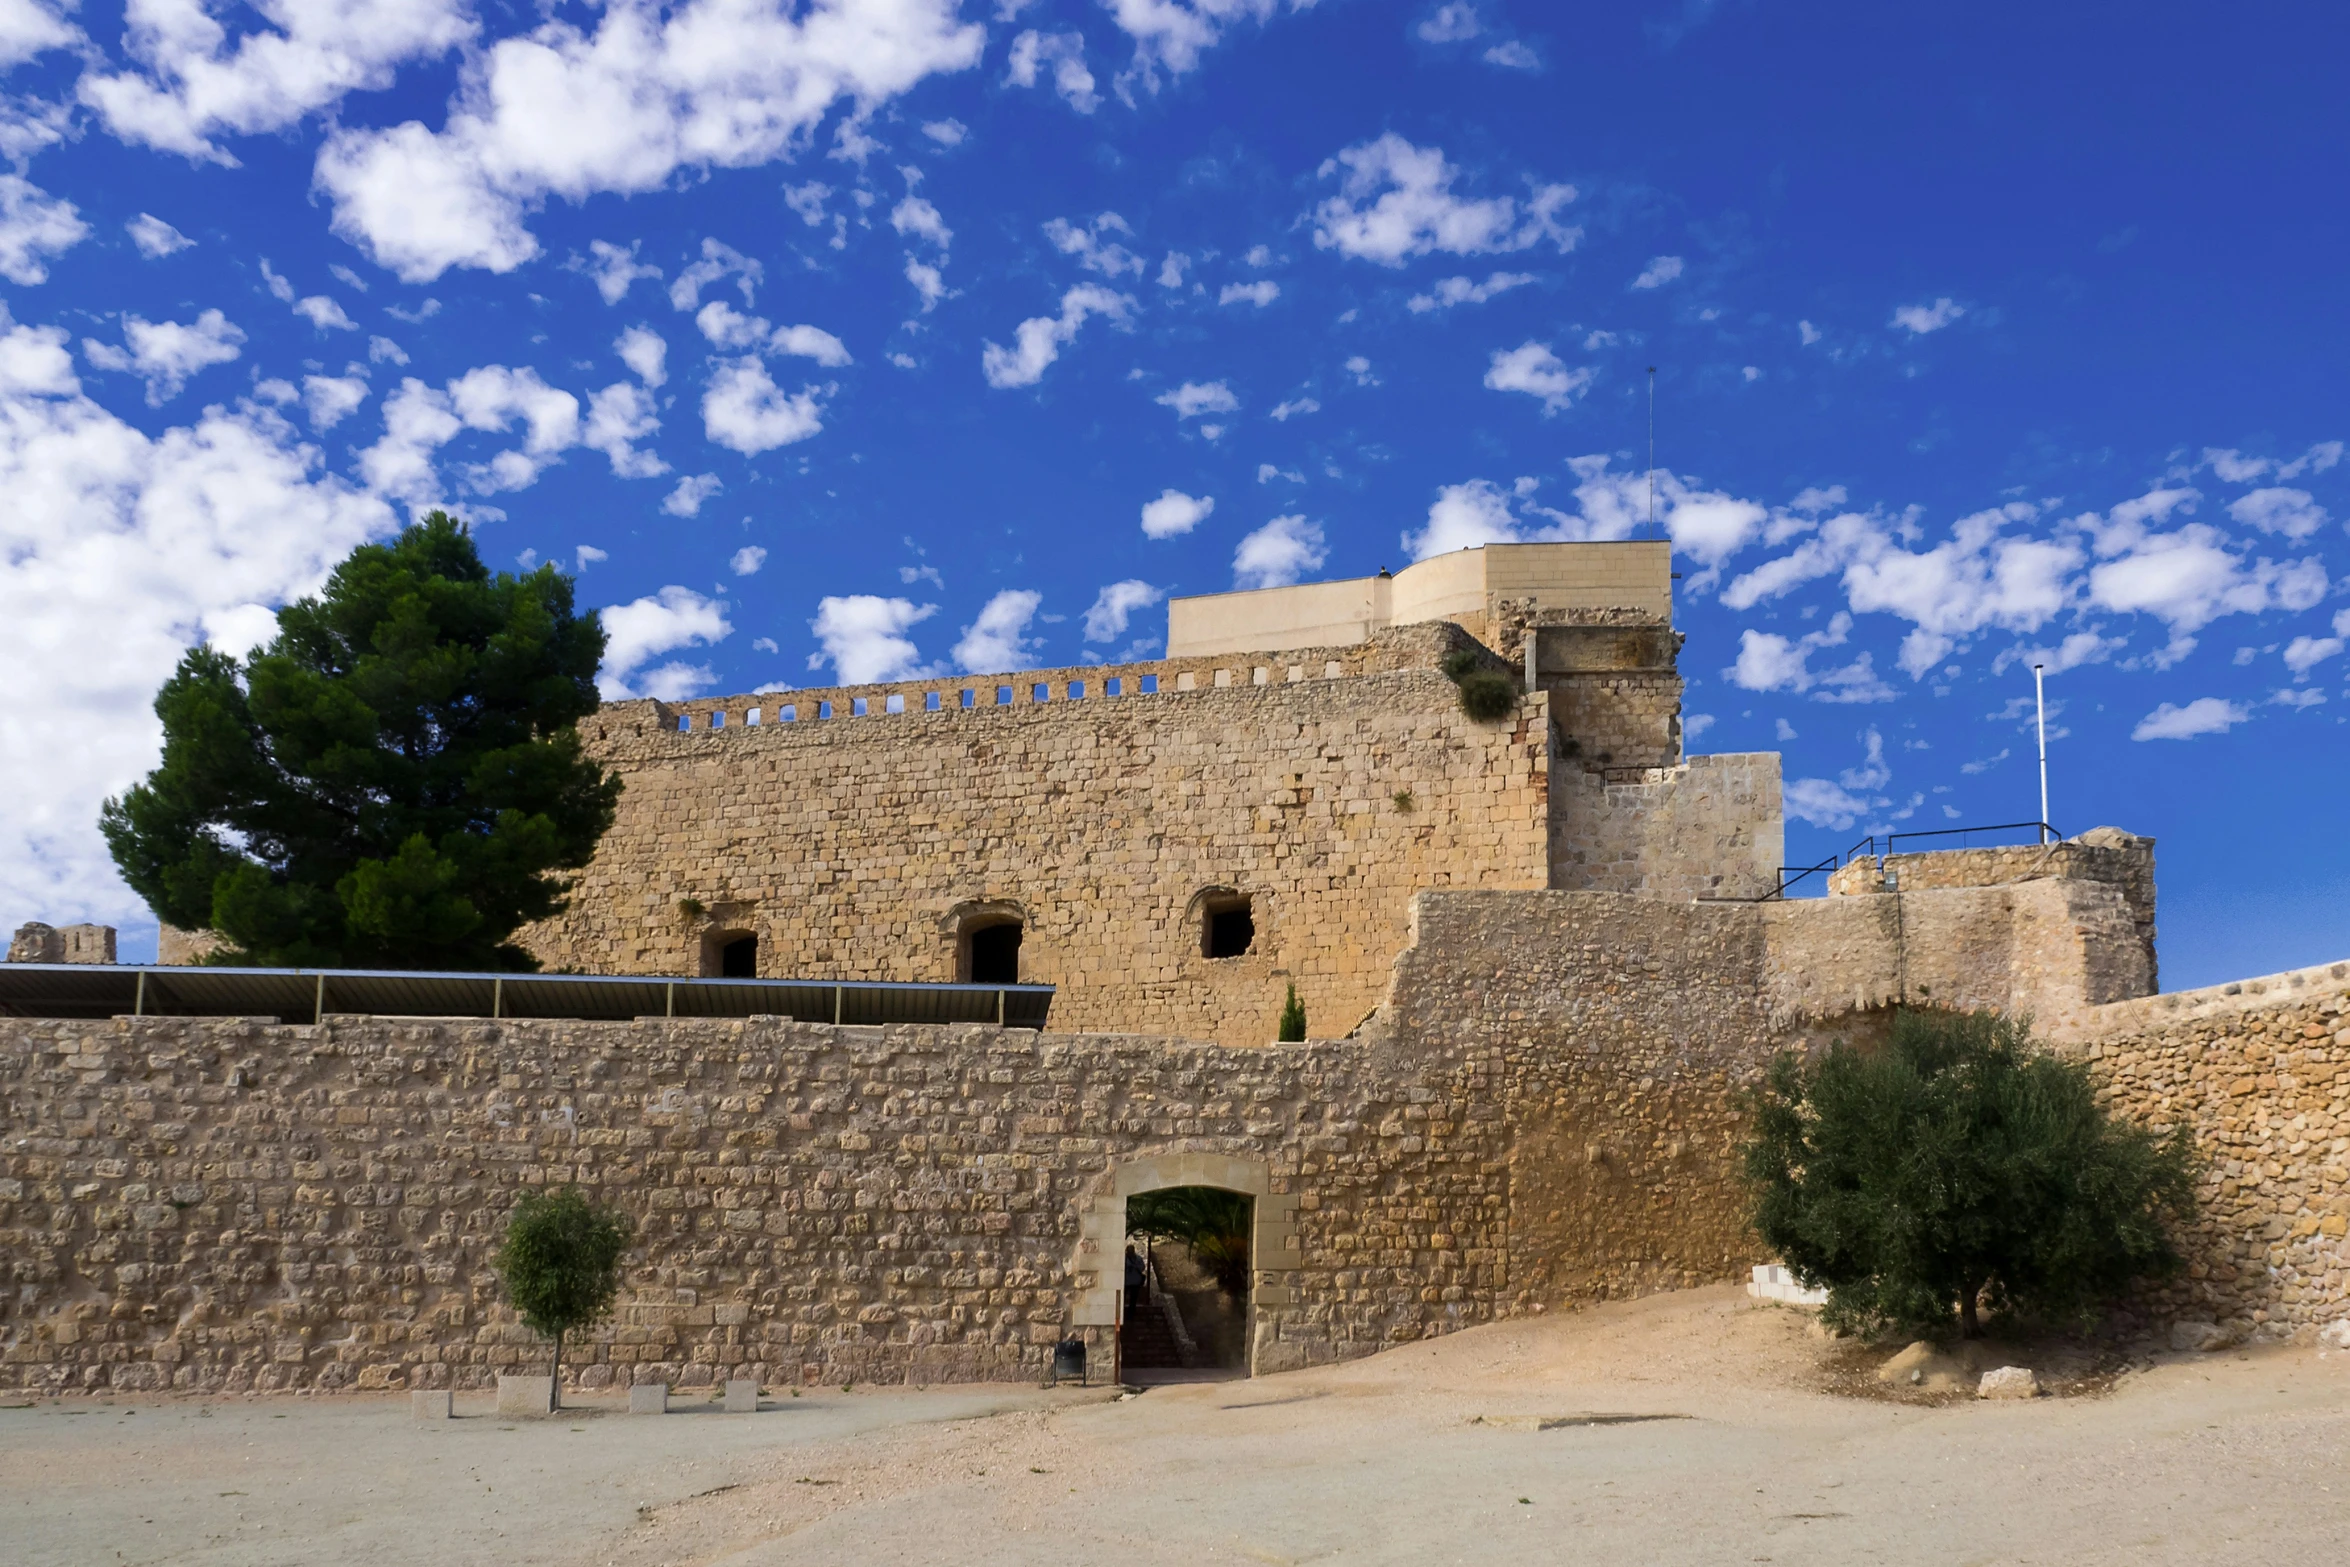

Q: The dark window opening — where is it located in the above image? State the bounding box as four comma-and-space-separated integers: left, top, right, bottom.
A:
968, 922, 1021, 984
1203, 896, 1254, 959
717, 934, 758, 978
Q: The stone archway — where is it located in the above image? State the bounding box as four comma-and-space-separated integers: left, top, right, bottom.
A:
1070, 1152, 1302, 1378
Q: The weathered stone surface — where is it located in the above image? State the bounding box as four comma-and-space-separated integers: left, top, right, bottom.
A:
1978, 1366, 2039, 1399
498, 1375, 554, 1417
629, 1382, 667, 1414
724, 1378, 757, 1412
410, 1388, 452, 1420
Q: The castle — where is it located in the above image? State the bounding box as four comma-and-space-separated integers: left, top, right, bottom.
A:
1, 543, 2343, 1393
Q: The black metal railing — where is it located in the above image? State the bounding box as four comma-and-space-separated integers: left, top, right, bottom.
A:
1741, 820, 2067, 902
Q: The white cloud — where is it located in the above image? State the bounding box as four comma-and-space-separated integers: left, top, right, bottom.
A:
2283, 634, 2344, 677
921, 117, 966, 145
368, 334, 408, 365
1156, 251, 1189, 288
1270, 395, 1319, 420
1258, 463, 1302, 484
1784, 777, 1876, 831
952, 588, 1043, 673
891, 193, 952, 249
810, 594, 936, 685
310, 3, 984, 281
905, 259, 947, 310
1156, 380, 1238, 419
447, 364, 582, 491
1219, 279, 1279, 307
1405, 478, 1521, 558
0, 310, 398, 927
697, 300, 770, 349
2228, 487, 2328, 540
1483, 340, 1591, 414
2278, 440, 2344, 480
663, 473, 722, 516
1798, 319, 1821, 345
575, 545, 608, 570
1103, 0, 1291, 84
1416, 2, 1484, 42
616, 325, 667, 386
81, 310, 247, 405
2131, 697, 2249, 741
0, 174, 88, 284
980, 284, 1134, 388
2272, 686, 2327, 709
1141, 488, 1213, 539
78, 0, 475, 161
2203, 447, 2271, 484
0, 0, 77, 66
582, 239, 661, 304
668, 239, 761, 312
1482, 40, 1539, 69
292, 294, 356, 331
1726, 614, 1895, 703
731, 545, 767, 576
1891, 297, 1966, 334
702, 358, 828, 454
1345, 355, 1378, 385
1631, 254, 1684, 289
300, 374, 369, 431
583, 380, 667, 478
1005, 29, 1098, 112
1311, 133, 1576, 266
1045, 212, 1143, 277
598, 585, 731, 700
1406, 270, 1533, 312
2085, 510, 2326, 641
125, 212, 193, 258
356, 378, 461, 501
1233, 514, 1326, 590
770, 322, 852, 366
1084, 579, 1163, 642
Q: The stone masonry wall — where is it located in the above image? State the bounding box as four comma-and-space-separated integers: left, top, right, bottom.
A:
2053, 960, 2350, 1341
0, 1013, 1507, 1394
1549, 754, 1784, 901
522, 623, 1556, 1049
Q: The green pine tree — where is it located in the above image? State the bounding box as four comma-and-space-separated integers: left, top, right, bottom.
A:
1744, 1008, 2197, 1338
1278, 983, 1307, 1042
100, 513, 621, 970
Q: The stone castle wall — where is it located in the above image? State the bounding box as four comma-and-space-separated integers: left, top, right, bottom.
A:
14, 862, 2337, 1397
522, 624, 1561, 1048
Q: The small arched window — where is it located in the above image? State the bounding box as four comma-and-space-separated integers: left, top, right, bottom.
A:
701, 929, 758, 978
966, 921, 1021, 984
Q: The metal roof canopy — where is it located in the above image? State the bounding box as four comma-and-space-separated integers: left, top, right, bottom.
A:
0, 964, 1054, 1029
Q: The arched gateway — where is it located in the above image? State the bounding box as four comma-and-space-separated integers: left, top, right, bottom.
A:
1070, 1152, 1303, 1378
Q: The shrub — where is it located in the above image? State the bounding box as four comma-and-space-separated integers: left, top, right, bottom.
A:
1744, 1008, 2196, 1339
1438, 647, 1518, 722
496, 1187, 633, 1407
1277, 982, 1306, 1042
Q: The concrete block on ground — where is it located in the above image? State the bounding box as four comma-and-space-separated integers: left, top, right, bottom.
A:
629, 1382, 668, 1415
410, 1389, 452, 1421
724, 1378, 758, 1412
497, 1374, 554, 1418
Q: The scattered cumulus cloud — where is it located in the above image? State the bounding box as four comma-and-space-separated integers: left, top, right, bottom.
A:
1311, 133, 1576, 266
1233, 514, 1327, 590
981, 284, 1134, 388
1219, 280, 1279, 307
730, 545, 767, 576
1270, 395, 1319, 420
2131, 697, 2249, 741
82, 310, 247, 405
1156, 380, 1238, 419
1631, 254, 1684, 289
125, 213, 193, 258
1483, 340, 1590, 414
663, 474, 723, 517
616, 326, 666, 387
952, 588, 1043, 673
2227, 487, 2329, 540
0, 175, 90, 283
1044, 213, 1143, 278
1406, 271, 1533, 312
598, 585, 732, 700
1141, 488, 1214, 539
810, 595, 937, 685
1084, 579, 1163, 642
703, 359, 829, 454
1891, 297, 1966, 334
1005, 29, 1099, 112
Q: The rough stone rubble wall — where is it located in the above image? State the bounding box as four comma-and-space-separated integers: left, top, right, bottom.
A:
2054, 961, 2350, 1341
0, 1014, 1506, 1394
522, 623, 1556, 1048
1549, 754, 1784, 901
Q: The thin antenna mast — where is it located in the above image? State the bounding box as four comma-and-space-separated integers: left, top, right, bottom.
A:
2034, 662, 2050, 844
1646, 366, 1658, 535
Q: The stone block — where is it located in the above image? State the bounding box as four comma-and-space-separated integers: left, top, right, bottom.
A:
497, 1374, 554, 1417
629, 1382, 668, 1414
724, 1378, 758, 1412
410, 1388, 452, 1421
1977, 1366, 2038, 1400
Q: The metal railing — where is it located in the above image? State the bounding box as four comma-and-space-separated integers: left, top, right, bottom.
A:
1755, 820, 2067, 902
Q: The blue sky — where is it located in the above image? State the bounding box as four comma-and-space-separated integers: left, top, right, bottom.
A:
1, 1, 2344, 989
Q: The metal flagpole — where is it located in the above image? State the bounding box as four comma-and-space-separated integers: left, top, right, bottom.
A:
1646, 367, 1658, 535
2034, 662, 2049, 844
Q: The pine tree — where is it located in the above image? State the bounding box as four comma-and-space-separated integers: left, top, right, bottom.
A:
1744, 1008, 2197, 1338
1278, 983, 1307, 1042
101, 513, 621, 969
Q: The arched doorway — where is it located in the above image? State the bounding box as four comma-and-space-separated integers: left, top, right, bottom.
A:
701, 929, 758, 978
946, 900, 1029, 985
1069, 1153, 1303, 1380
1122, 1186, 1252, 1378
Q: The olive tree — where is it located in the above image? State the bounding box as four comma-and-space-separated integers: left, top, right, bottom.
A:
495, 1187, 633, 1406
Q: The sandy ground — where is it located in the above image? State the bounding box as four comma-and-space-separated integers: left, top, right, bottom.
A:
9, 1288, 2350, 1566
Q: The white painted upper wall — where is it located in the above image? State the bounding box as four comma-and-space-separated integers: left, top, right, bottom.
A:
1167, 542, 1674, 657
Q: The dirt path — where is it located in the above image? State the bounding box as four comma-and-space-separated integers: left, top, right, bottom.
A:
9, 1289, 2349, 1565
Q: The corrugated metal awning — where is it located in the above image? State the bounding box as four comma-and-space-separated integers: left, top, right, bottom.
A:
0, 964, 1054, 1029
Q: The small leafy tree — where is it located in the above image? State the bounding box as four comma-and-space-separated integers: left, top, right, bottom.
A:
101, 513, 620, 969
1745, 1008, 2197, 1338
1128, 1187, 1254, 1296
1440, 649, 1518, 723
1277, 982, 1307, 1042
495, 1187, 633, 1407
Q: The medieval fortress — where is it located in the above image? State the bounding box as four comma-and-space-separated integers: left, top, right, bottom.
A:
2, 543, 2345, 1391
